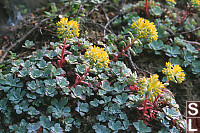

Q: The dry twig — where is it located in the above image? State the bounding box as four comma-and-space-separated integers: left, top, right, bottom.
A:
182, 40, 200, 46
104, 15, 119, 36
0, 4, 68, 62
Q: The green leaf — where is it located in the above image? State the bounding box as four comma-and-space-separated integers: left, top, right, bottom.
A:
186, 43, 198, 54
146, 40, 164, 54
113, 82, 127, 93
163, 107, 180, 118
75, 64, 86, 74
133, 120, 151, 133
123, 120, 130, 130
44, 79, 56, 86
19, 68, 28, 77
39, 115, 55, 130
92, 123, 111, 133
90, 98, 99, 107
113, 93, 128, 105
48, 97, 70, 119
27, 81, 37, 91
150, 6, 163, 16
0, 98, 7, 112
12, 59, 24, 67
63, 117, 74, 132
169, 57, 183, 66
7, 88, 25, 104
28, 106, 40, 116
56, 76, 69, 88
165, 45, 181, 57
96, 111, 108, 122
71, 85, 83, 97
37, 59, 48, 69
76, 102, 89, 116
45, 86, 58, 97
9, 119, 27, 133
35, 50, 44, 60
65, 55, 78, 64
44, 11, 52, 17
99, 96, 112, 104
0, 78, 9, 85
29, 68, 42, 79
14, 101, 29, 114
51, 123, 63, 133
21, 60, 31, 68
191, 60, 200, 76
45, 50, 57, 59
98, 73, 108, 80
108, 121, 122, 131
26, 93, 37, 100
11, 66, 19, 73
101, 80, 113, 91
27, 123, 40, 132
54, 68, 65, 76
23, 40, 35, 48
70, 45, 79, 51
105, 103, 121, 114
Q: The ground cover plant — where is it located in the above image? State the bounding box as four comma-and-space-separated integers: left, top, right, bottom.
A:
0, 0, 199, 132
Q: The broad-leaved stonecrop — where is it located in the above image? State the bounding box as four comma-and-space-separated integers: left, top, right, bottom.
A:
57, 18, 80, 39
56, 18, 80, 68
70, 46, 110, 89
162, 62, 185, 83
131, 18, 158, 42
84, 46, 110, 68
138, 74, 165, 102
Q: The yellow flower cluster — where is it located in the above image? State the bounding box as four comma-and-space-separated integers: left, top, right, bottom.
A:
131, 18, 158, 42
84, 46, 110, 68
56, 18, 80, 38
191, 0, 200, 7
162, 62, 185, 83
138, 74, 165, 102
166, 0, 176, 4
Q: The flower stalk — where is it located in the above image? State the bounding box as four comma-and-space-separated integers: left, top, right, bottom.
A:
145, 0, 149, 18
70, 65, 92, 89
57, 38, 71, 68
112, 38, 137, 62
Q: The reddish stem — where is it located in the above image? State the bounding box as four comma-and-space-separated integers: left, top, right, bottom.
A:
153, 88, 165, 105
142, 96, 148, 119
112, 38, 137, 62
70, 65, 92, 89
58, 38, 69, 68
145, 0, 149, 18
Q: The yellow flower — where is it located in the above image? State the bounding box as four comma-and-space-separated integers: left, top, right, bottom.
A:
56, 18, 80, 38
166, 0, 176, 4
162, 62, 185, 83
131, 18, 158, 42
84, 46, 110, 68
191, 0, 200, 7
138, 74, 165, 102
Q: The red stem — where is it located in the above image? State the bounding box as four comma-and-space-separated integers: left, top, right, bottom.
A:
153, 88, 165, 105
58, 38, 68, 68
142, 96, 148, 120
112, 38, 137, 62
145, 0, 149, 18
70, 65, 92, 89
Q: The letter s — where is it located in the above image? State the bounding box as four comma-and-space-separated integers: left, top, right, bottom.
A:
188, 103, 198, 116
